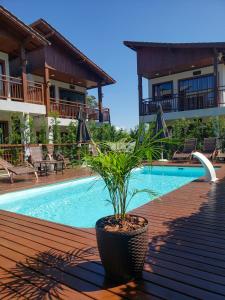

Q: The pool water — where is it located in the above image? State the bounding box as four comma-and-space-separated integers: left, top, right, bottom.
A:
0, 166, 206, 228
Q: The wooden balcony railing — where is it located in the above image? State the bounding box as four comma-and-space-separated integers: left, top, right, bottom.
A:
0, 143, 90, 165
50, 99, 110, 122
27, 81, 44, 104
0, 75, 44, 105
140, 87, 225, 116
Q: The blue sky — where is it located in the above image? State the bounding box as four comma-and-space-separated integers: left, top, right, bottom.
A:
1, 0, 225, 129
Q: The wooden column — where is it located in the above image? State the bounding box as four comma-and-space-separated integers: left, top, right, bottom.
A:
98, 84, 103, 123
213, 49, 218, 106
20, 46, 28, 102
44, 64, 50, 115
138, 74, 143, 116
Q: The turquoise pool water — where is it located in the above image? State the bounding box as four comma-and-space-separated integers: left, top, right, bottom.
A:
0, 166, 206, 228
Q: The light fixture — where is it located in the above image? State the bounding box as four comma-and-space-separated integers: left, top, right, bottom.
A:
191, 65, 195, 68
155, 73, 160, 76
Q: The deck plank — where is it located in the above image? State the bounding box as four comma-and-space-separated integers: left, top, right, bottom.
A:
0, 163, 225, 299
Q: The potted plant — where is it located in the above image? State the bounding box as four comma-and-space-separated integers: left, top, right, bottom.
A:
84, 129, 168, 282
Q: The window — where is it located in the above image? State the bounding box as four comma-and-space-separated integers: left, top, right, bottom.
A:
0, 122, 8, 144
50, 85, 56, 99
178, 74, 215, 110
0, 60, 6, 97
59, 88, 85, 103
179, 74, 214, 94
152, 81, 173, 100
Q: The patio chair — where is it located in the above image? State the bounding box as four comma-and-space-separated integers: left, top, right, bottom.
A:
46, 144, 70, 168
215, 150, 225, 161
0, 158, 38, 183
172, 138, 197, 161
29, 145, 64, 175
201, 137, 217, 160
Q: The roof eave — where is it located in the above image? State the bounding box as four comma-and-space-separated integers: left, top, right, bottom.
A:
31, 19, 115, 85
0, 6, 50, 47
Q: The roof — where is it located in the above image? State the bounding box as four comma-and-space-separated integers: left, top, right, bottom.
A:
0, 6, 49, 48
30, 19, 116, 86
124, 41, 225, 51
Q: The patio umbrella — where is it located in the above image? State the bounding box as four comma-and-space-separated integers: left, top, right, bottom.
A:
154, 104, 169, 160
76, 108, 91, 144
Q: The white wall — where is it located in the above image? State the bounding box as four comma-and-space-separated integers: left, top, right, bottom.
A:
140, 106, 225, 123
0, 99, 46, 115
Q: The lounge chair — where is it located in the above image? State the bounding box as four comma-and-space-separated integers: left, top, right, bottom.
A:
201, 137, 217, 160
172, 138, 197, 161
29, 145, 64, 175
0, 158, 38, 183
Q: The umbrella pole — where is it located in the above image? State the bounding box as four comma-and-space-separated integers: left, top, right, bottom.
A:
161, 142, 164, 160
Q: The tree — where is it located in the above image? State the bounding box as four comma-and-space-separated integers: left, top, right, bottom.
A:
86, 95, 98, 108
22, 115, 36, 145
50, 113, 61, 144
39, 118, 49, 144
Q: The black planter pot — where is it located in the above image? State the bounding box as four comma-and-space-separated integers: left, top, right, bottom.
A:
95, 215, 149, 283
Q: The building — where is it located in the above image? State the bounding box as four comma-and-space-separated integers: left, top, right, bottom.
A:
0, 6, 115, 143
124, 41, 225, 125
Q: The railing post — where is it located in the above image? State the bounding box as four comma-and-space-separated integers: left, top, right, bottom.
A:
214, 49, 219, 106
98, 84, 103, 123
138, 74, 143, 117
20, 46, 28, 102
44, 64, 51, 115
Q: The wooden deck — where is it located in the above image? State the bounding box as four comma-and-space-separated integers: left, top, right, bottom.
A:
1, 164, 225, 299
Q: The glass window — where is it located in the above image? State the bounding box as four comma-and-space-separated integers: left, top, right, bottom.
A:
178, 74, 215, 110
179, 74, 214, 94
59, 88, 85, 103
50, 85, 55, 99
0, 122, 8, 144
152, 82, 173, 100
0, 61, 5, 97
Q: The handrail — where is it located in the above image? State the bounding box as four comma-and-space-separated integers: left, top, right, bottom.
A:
0, 75, 44, 104
50, 98, 110, 121
140, 86, 225, 116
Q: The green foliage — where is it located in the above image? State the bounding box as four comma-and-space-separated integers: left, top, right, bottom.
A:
88, 122, 130, 143
22, 115, 36, 144
63, 121, 78, 162
39, 118, 49, 144
50, 113, 61, 144
86, 95, 98, 108
8, 113, 21, 144
129, 125, 139, 139
163, 116, 225, 158
8, 113, 21, 164
84, 126, 172, 219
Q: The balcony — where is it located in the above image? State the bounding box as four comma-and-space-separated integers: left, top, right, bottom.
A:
140, 87, 225, 116
0, 75, 44, 105
50, 99, 110, 122
0, 75, 110, 122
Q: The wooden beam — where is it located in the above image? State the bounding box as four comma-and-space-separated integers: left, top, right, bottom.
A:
20, 46, 28, 102
213, 49, 218, 106
138, 74, 143, 117
98, 85, 103, 123
44, 64, 50, 115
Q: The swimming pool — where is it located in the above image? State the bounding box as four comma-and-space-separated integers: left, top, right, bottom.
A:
0, 166, 207, 228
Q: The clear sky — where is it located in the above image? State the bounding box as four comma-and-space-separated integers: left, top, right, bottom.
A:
1, 0, 225, 129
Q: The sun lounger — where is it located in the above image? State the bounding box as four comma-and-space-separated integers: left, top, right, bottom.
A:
201, 137, 217, 160
172, 138, 197, 161
0, 158, 38, 183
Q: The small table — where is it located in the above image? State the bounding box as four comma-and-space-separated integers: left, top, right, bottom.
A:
35, 160, 64, 176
